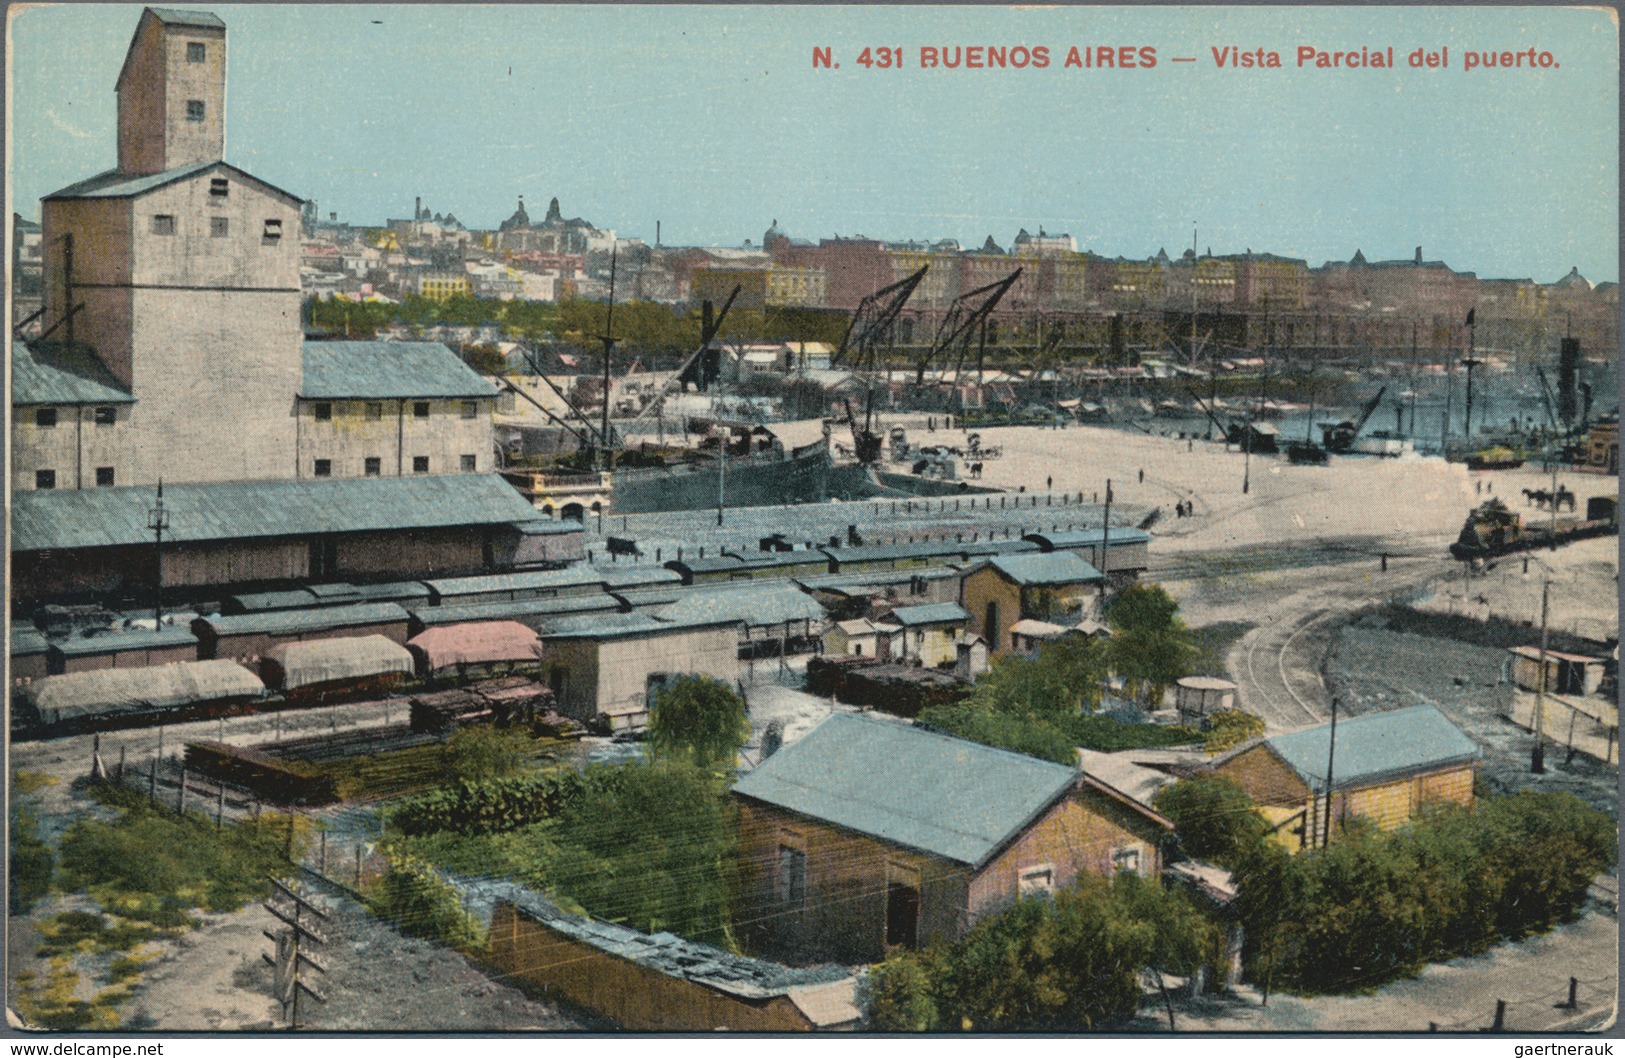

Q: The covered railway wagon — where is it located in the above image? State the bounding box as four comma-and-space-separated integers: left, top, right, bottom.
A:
259, 635, 414, 705
406, 621, 544, 682
194, 602, 412, 664
21, 660, 267, 733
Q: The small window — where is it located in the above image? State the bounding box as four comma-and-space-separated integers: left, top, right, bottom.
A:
95, 466, 115, 487
364, 402, 383, 421
186, 100, 205, 122
414, 401, 430, 419
210, 217, 229, 238
313, 459, 332, 478
1112, 846, 1142, 876
313, 402, 332, 421
187, 42, 206, 62
1019, 865, 1054, 896
35, 470, 55, 490
460, 400, 478, 419
364, 457, 381, 478
151, 215, 176, 236
412, 456, 430, 474
262, 218, 282, 242
209, 177, 229, 198
34, 408, 57, 428
460, 454, 476, 472
93, 406, 116, 425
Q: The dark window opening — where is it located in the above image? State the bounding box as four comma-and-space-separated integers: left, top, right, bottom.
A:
35, 470, 56, 490
885, 883, 919, 948
460, 454, 476, 472
34, 408, 57, 428
413, 456, 429, 474
984, 601, 1000, 652
210, 216, 229, 238
94, 406, 116, 425
313, 402, 332, 421
95, 467, 115, 487
313, 459, 332, 477
364, 457, 381, 478
151, 215, 176, 236
777, 847, 807, 906
414, 401, 430, 419
262, 218, 282, 242
209, 177, 229, 198
365, 402, 383, 421
187, 42, 206, 62
186, 100, 205, 122
461, 400, 478, 419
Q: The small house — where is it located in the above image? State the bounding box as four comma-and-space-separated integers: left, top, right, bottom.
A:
732, 713, 1173, 964
538, 614, 740, 730
1210, 704, 1481, 853
960, 552, 1106, 656
954, 633, 990, 680
1175, 676, 1238, 722
883, 603, 969, 667
824, 618, 880, 658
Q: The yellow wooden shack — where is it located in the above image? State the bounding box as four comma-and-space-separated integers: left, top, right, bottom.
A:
960, 552, 1105, 655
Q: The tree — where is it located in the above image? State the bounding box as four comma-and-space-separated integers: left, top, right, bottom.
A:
1154, 774, 1273, 869
861, 951, 939, 1031
647, 675, 752, 770
1106, 583, 1198, 705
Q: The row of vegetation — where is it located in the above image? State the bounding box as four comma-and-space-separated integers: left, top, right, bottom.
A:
1156, 774, 1618, 996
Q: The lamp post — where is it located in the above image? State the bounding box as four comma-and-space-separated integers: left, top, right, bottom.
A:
147, 479, 169, 628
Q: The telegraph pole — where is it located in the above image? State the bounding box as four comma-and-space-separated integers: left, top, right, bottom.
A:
1322, 695, 1339, 849
262, 877, 329, 1030
148, 479, 169, 628
1531, 579, 1550, 774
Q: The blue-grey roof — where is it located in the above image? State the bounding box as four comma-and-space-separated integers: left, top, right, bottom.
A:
407, 595, 622, 630
50, 626, 197, 657
665, 555, 747, 577
515, 519, 584, 537
196, 602, 408, 639
958, 538, 1042, 558
734, 714, 1081, 867
1024, 528, 1153, 550
13, 475, 540, 552
595, 566, 684, 590
300, 341, 498, 400
888, 603, 969, 627
979, 552, 1105, 586
45, 162, 300, 205
657, 584, 827, 629
795, 568, 960, 595
227, 589, 325, 613
721, 549, 833, 572
542, 612, 740, 641
819, 540, 968, 567
13, 342, 135, 406
423, 566, 604, 600
11, 627, 50, 656
343, 581, 434, 604
148, 7, 227, 27
1263, 705, 1481, 791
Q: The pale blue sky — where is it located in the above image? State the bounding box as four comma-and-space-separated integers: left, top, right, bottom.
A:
9, 4, 1619, 281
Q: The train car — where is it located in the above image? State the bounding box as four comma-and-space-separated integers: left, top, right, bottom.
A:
406, 621, 545, 683
21, 660, 267, 734
260, 635, 414, 706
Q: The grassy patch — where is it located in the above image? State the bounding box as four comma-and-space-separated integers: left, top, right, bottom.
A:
1062, 714, 1204, 752
12, 959, 122, 1031
307, 735, 566, 801
13, 769, 61, 795
35, 910, 156, 959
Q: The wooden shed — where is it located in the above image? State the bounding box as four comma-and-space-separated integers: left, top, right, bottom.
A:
1175, 676, 1238, 722
538, 614, 740, 730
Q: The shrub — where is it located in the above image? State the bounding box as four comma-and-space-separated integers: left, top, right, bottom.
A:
1154, 774, 1272, 869
1203, 709, 1265, 754
442, 725, 537, 783
387, 767, 624, 837
861, 952, 939, 1031
370, 853, 483, 950
10, 804, 55, 914
916, 705, 1077, 765
647, 675, 751, 770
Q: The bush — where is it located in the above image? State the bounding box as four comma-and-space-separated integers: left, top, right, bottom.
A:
387, 767, 624, 837
370, 853, 483, 950
442, 725, 537, 783
917, 705, 1077, 765
1203, 709, 1265, 753
861, 952, 939, 1031
10, 804, 55, 914
1154, 774, 1272, 869
647, 675, 751, 770
1062, 714, 1203, 752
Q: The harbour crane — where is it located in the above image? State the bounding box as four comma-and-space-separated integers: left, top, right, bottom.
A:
832, 266, 928, 373
1320, 385, 1388, 453
916, 269, 1023, 385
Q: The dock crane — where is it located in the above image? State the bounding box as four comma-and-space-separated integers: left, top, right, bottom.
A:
623, 285, 742, 431
832, 266, 928, 373
1320, 385, 1388, 453
840, 393, 884, 465
917, 269, 1023, 385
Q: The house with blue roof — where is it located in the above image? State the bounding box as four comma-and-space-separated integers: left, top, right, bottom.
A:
1211, 703, 1482, 852
881, 602, 969, 667
960, 551, 1106, 656
732, 713, 1173, 964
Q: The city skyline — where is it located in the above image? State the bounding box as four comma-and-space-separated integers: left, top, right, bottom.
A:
9, 4, 1619, 282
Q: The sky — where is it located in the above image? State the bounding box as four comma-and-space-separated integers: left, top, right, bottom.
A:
8, 4, 1619, 282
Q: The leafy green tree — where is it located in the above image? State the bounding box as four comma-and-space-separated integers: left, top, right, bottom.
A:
1106, 583, 1198, 704
964, 636, 1109, 720
647, 675, 752, 770
861, 951, 940, 1031
442, 725, 536, 783
1154, 774, 1273, 869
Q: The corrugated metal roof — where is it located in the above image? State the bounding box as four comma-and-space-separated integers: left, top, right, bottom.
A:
13, 474, 540, 552
11, 627, 50, 656
656, 584, 826, 629
795, 568, 960, 594
887, 603, 968, 627
819, 540, 968, 566
595, 566, 684, 590
13, 342, 135, 406
198, 602, 407, 638
51, 626, 198, 656
542, 612, 739, 641
300, 341, 498, 399
732, 713, 1078, 867
980, 552, 1104, 586
408, 594, 621, 629
1263, 704, 1482, 791
1025, 527, 1153, 550
45, 161, 300, 204
424, 566, 604, 599
665, 556, 747, 576
957, 538, 1041, 558
227, 589, 326, 613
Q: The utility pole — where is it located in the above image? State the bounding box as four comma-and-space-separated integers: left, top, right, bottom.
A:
598, 247, 619, 472
1532, 578, 1550, 774
148, 479, 169, 628
1322, 695, 1339, 849
1462, 308, 1479, 441
1099, 478, 1113, 604
262, 877, 329, 1030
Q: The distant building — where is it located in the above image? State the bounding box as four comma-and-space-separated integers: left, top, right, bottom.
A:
960, 552, 1106, 655
733, 714, 1173, 964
